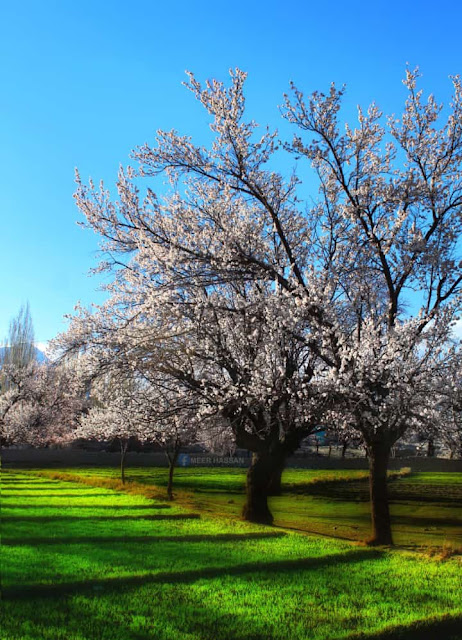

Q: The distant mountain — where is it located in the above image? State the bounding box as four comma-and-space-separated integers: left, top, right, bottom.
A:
0, 345, 48, 364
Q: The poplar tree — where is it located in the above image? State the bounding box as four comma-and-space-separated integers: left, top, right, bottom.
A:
1, 303, 35, 392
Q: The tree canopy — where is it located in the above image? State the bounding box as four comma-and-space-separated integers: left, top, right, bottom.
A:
57, 67, 462, 544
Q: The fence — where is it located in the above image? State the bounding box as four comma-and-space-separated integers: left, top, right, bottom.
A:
2, 447, 461, 472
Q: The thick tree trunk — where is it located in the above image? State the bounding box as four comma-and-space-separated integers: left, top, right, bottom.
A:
368, 441, 393, 545
266, 452, 286, 496
242, 452, 275, 524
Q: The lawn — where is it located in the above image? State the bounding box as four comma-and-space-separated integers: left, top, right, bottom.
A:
31, 465, 462, 548
1, 468, 461, 639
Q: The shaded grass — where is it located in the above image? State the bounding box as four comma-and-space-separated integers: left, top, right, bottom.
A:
347, 613, 462, 640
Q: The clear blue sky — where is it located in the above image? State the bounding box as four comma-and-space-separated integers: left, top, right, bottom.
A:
1, 0, 461, 346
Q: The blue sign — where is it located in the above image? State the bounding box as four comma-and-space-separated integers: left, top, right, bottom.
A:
178, 454, 191, 467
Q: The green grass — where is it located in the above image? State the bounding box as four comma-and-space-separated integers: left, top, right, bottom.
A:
1, 469, 461, 639
31, 466, 462, 549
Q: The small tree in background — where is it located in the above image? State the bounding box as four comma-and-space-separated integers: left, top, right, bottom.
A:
72, 364, 199, 494
75, 373, 150, 484
1, 303, 36, 392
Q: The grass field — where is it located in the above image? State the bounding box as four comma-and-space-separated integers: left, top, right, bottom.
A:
32, 466, 462, 548
1, 468, 461, 639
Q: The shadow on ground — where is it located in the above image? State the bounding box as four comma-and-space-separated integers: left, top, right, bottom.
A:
3, 548, 379, 600
2, 531, 286, 546
348, 613, 462, 640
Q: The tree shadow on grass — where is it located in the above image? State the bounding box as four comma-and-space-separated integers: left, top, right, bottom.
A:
278, 511, 462, 529
389, 515, 462, 528
347, 613, 462, 640
1, 492, 129, 497
297, 483, 462, 506
2, 513, 200, 522
3, 548, 380, 601
2, 531, 286, 546
286, 479, 369, 498
1, 586, 274, 640
390, 495, 462, 506
287, 513, 370, 524
2, 504, 172, 511
179, 483, 245, 494
0, 481, 61, 486
0, 485, 84, 496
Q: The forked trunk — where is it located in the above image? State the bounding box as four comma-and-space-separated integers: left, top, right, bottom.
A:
242, 452, 275, 524
368, 441, 393, 545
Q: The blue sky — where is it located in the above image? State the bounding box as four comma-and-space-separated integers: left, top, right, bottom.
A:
1, 0, 461, 347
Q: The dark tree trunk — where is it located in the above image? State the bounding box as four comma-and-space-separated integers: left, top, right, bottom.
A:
166, 445, 180, 500
235, 422, 308, 524
341, 442, 348, 459
266, 452, 286, 496
368, 441, 393, 546
426, 438, 435, 457
242, 452, 275, 524
120, 440, 128, 485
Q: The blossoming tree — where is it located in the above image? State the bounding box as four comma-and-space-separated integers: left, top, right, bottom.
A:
68, 67, 461, 542
281, 69, 462, 543
0, 362, 86, 448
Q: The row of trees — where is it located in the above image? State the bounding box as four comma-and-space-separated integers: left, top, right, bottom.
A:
0, 307, 211, 498
3, 68, 462, 545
